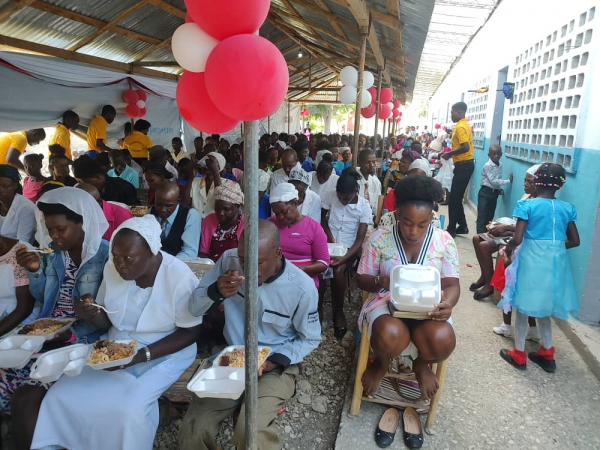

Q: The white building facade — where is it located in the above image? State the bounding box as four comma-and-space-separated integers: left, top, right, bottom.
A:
427, 0, 600, 325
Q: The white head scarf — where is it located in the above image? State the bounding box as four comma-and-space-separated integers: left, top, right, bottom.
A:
408, 158, 430, 174
199, 151, 227, 172
258, 169, 270, 192
315, 150, 332, 168
36, 187, 109, 267
526, 164, 541, 176
110, 216, 162, 257
269, 182, 299, 204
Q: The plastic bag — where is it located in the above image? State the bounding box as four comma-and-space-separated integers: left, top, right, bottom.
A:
435, 159, 454, 191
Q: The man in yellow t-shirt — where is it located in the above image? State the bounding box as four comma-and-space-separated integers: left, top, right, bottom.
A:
441, 101, 475, 236
49, 110, 80, 160
122, 119, 153, 164
87, 105, 117, 152
0, 129, 46, 171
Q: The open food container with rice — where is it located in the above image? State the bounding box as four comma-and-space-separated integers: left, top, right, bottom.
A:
13, 318, 76, 341
29, 339, 137, 384
187, 345, 272, 399
389, 265, 441, 314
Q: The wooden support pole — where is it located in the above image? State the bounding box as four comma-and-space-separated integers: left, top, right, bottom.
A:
127, 79, 135, 129
267, 115, 271, 134
287, 103, 291, 135
373, 67, 382, 150
352, 28, 369, 167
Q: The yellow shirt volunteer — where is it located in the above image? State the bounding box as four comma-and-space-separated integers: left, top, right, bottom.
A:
49, 124, 72, 160
0, 131, 27, 165
87, 115, 108, 152
122, 131, 153, 159
451, 118, 474, 163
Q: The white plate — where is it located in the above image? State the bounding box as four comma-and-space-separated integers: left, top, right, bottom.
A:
327, 243, 347, 257
390, 264, 441, 313
0, 349, 34, 370
13, 318, 76, 341
87, 340, 137, 370
0, 335, 46, 369
187, 366, 245, 400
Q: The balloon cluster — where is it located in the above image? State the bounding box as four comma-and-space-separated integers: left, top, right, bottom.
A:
338, 66, 374, 108
123, 89, 148, 119
173, 0, 289, 133
361, 87, 403, 122
300, 108, 310, 118
435, 124, 441, 130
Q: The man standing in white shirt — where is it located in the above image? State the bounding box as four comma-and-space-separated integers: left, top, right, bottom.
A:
476, 145, 513, 233
270, 149, 301, 191
357, 149, 382, 216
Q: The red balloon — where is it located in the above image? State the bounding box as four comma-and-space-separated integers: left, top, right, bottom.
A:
435, 124, 441, 129
367, 87, 377, 101
136, 90, 148, 102
177, 71, 240, 134
378, 104, 391, 119
380, 88, 393, 104
138, 108, 147, 117
122, 89, 138, 104
185, 13, 193, 23
125, 104, 140, 118
392, 109, 400, 118
185, 0, 270, 41
392, 100, 401, 109
361, 103, 377, 119
205, 35, 289, 121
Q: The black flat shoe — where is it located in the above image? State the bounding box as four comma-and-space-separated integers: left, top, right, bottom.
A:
402, 407, 423, 449
375, 408, 399, 448
334, 326, 347, 339
500, 349, 527, 370
446, 228, 456, 238
528, 352, 557, 373
455, 227, 469, 235
473, 289, 494, 300
469, 281, 485, 292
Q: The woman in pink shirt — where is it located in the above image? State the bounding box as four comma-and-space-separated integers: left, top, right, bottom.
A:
75, 183, 132, 240
268, 183, 330, 288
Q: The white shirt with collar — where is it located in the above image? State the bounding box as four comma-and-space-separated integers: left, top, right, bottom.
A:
357, 168, 382, 215
269, 162, 308, 192
322, 190, 372, 249
298, 189, 322, 223
310, 173, 339, 198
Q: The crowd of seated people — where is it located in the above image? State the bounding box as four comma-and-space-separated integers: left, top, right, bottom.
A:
0, 112, 463, 450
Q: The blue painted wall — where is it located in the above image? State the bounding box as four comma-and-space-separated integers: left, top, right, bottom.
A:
467, 142, 600, 302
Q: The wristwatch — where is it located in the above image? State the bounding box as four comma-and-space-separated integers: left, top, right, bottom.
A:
142, 346, 151, 362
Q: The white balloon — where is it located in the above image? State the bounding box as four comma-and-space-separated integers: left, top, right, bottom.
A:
360, 89, 372, 108
136, 100, 146, 108
171, 23, 219, 73
363, 71, 375, 89
387, 102, 394, 110
339, 66, 358, 87
339, 85, 357, 104
388, 110, 394, 119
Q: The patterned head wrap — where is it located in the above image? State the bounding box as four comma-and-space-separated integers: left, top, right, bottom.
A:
258, 169, 270, 192
401, 148, 422, 164
111, 215, 162, 256
269, 182, 299, 204
215, 182, 244, 205
288, 167, 311, 186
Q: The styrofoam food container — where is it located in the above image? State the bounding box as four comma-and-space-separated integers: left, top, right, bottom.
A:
14, 318, 76, 341
187, 366, 245, 399
0, 335, 46, 369
87, 340, 137, 370
328, 243, 347, 257
30, 344, 86, 384
213, 345, 272, 368
185, 258, 215, 265
390, 265, 441, 313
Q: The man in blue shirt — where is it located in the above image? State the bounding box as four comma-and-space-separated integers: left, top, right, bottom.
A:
150, 182, 200, 260
107, 150, 139, 188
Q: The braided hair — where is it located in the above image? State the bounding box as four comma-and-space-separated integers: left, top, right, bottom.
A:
534, 163, 566, 190
336, 167, 361, 194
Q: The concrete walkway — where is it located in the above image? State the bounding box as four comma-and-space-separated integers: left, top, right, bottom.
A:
336, 206, 600, 450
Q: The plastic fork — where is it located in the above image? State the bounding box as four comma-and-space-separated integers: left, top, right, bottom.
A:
95, 304, 119, 314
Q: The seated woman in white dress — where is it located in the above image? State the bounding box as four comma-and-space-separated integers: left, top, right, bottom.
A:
13, 216, 203, 450
356, 176, 459, 402
0, 165, 36, 244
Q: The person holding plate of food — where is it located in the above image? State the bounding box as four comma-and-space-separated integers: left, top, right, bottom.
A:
13, 216, 204, 450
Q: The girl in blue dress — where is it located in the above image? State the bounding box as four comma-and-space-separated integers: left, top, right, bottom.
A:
500, 163, 579, 372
